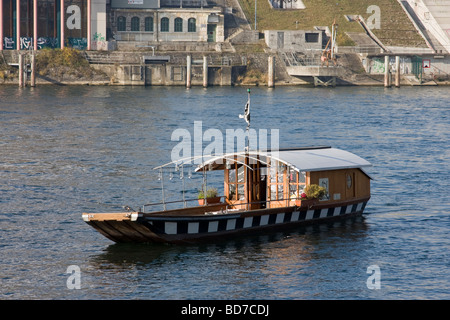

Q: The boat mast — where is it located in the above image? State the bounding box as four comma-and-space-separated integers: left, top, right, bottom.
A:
239, 88, 251, 153
239, 89, 252, 210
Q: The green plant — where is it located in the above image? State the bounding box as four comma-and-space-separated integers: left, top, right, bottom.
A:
198, 187, 218, 199
303, 184, 326, 200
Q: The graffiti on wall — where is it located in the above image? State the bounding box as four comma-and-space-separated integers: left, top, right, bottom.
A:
369, 57, 411, 74
3, 37, 87, 50
91, 32, 107, 51
68, 38, 88, 50
2, 37, 88, 50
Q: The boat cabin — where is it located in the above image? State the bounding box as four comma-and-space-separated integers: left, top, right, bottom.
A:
195, 146, 372, 210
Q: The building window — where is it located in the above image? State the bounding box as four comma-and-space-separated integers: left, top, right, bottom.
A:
145, 17, 154, 32
174, 18, 183, 32
131, 17, 140, 31
188, 18, 196, 32
161, 17, 169, 32
305, 33, 319, 43
117, 16, 126, 32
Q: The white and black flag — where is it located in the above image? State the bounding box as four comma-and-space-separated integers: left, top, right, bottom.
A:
239, 99, 250, 126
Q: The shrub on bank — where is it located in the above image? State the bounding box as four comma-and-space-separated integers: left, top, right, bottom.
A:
36, 48, 105, 80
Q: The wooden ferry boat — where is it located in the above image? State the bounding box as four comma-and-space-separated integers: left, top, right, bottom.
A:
83, 90, 372, 244
82, 146, 372, 244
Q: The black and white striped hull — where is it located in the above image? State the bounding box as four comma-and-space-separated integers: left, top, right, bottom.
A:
84, 198, 369, 244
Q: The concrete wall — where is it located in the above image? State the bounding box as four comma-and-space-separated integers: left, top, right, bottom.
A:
363, 54, 450, 78
269, 0, 305, 9
91, 0, 108, 50
264, 30, 324, 52
409, 0, 450, 53
97, 63, 236, 86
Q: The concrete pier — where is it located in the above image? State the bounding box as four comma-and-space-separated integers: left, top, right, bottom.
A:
203, 56, 208, 88
384, 56, 391, 87
31, 52, 36, 87
268, 56, 274, 88
395, 56, 400, 87
186, 55, 192, 88
18, 53, 24, 87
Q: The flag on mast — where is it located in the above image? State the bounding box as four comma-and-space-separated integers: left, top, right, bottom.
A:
239, 91, 250, 126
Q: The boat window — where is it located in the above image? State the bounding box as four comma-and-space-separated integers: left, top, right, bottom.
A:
238, 184, 245, 201
227, 162, 245, 201
238, 165, 245, 183
268, 160, 286, 201
289, 169, 306, 200
229, 167, 236, 183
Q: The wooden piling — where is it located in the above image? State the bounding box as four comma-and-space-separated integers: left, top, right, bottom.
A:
384, 56, 390, 87
186, 55, 191, 88
395, 56, 400, 88
18, 53, 24, 87
31, 52, 36, 87
268, 56, 274, 88
203, 56, 208, 88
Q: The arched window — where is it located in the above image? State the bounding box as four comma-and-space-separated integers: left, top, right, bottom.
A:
188, 18, 196, 32
117, 16, 126, 32
161, 17, 169, 32
131, 17, 140, 31
174, 18, 183, 32
145, 17, 154, 32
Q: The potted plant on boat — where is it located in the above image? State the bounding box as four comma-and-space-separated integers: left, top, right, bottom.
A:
198, 187, 221, 205
295, 184, 326, 208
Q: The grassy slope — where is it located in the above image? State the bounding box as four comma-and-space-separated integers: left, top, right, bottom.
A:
238, 0, 427, 47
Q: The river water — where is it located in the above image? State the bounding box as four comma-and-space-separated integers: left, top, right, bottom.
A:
0, 85, 448, 300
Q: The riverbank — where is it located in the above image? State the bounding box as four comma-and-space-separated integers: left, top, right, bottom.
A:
1, 48, 449, 87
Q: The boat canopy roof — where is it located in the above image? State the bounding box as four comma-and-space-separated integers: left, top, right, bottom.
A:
194, 146, 372, 177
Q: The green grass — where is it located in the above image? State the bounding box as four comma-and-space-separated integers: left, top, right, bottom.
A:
239, 0, 427, 47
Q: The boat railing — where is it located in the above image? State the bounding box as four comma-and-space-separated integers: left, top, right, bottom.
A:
141, 196, 300, 213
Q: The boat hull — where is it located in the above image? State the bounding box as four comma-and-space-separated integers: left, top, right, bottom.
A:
83, 198, 370, 244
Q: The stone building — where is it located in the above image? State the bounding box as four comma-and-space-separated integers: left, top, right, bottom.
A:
0, 0, 224, 51
111, 0, 224, 44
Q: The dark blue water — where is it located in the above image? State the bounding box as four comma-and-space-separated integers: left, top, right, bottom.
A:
0, 85, 449, 300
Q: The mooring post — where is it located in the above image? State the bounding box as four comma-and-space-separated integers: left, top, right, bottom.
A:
31, 51, 36, 87
268, 55, 274, 88
384, 55, 390, 87
186, 55, 191, 88
18, 52, 24, 87
203, 55, 208, 88
395, 56, 400, 88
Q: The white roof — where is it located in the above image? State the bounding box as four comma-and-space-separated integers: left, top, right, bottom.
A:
267, 147, 372, 172
195, 147, 372, 177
